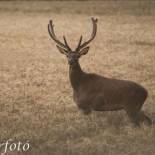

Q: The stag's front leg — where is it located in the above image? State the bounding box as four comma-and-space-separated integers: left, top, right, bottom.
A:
77, 102, 92, 115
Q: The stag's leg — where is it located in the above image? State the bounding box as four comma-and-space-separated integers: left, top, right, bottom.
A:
126, 110, 141, 127
82, 108, 92, 115
125, 101, 143, 127
125, 88, 149, 127
78, 103, 92, 115
139, 111, 152, 126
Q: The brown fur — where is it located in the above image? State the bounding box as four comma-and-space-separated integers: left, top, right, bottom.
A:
69, 60, 151, 127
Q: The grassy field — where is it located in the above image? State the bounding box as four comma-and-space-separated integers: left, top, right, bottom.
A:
0, 1, 155, 155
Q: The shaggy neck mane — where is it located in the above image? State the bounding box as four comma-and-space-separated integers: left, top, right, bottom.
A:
69, 61, 84, 91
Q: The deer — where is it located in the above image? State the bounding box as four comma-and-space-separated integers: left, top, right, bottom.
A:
48, 17, 152, 127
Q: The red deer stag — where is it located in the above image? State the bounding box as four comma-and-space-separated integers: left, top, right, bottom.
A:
48, 18, 152, 127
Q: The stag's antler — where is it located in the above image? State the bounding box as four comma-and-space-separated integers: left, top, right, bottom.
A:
48, 20, 72, 51
48, 18, 97, 52
75, 17, 98, 51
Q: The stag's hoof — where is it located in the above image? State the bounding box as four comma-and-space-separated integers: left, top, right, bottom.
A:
144, 116, 152, 126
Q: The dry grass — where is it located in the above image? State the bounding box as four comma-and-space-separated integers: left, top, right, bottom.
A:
0, 1, 155, 155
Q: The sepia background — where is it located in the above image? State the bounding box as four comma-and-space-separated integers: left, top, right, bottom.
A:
0, 0, 155, 155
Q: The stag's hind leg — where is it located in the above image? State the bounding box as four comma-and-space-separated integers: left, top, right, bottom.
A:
125, 89, 149, 127
139, 111, 152, 126
125, 101, 143, 127
126, 110, 141, 127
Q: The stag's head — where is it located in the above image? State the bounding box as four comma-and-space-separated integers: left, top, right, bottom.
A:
48, 18, 98, 65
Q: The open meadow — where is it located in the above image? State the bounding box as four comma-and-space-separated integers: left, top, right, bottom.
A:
0, 1, 155, 155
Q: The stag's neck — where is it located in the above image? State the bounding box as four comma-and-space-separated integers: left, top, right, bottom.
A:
69, 61, 84, 91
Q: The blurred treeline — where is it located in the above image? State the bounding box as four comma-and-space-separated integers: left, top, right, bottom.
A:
0, 0, 154, 15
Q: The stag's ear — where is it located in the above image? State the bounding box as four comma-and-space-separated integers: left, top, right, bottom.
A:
56, 45, 68, 55
79, 46, 89, 56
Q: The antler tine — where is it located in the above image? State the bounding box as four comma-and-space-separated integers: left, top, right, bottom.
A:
91, 17, 98, 37
49, 20, 56, 37
78, 17, 98, 50
63, 36, 72, 51
75, 35, 83, 51
92, 17, 98, 23
48, 20, 68, 49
